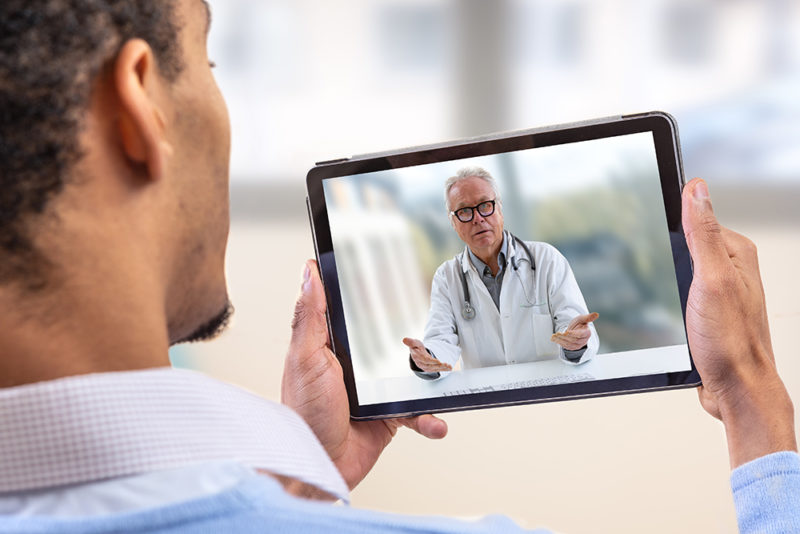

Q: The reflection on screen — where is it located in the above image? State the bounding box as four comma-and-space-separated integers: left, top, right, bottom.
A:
323, 132, 691, 406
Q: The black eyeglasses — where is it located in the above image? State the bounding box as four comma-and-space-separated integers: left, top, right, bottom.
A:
451, 199, 496, 223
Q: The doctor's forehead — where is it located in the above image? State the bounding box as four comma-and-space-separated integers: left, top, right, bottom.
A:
449, 177, 495, 206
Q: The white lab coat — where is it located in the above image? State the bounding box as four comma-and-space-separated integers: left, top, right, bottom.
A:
423, 234, 598, 377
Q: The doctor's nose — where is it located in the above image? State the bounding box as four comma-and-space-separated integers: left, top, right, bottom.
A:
472, 211, 487, 224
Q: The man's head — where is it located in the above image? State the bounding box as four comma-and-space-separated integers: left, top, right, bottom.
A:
0, 0, 232, 356
444, 167, 505, 260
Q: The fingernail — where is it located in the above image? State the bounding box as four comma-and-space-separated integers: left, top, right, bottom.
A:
693, 180, 709, 202
302, 264, 311, 293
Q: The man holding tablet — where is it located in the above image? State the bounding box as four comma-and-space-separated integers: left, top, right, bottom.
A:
403, 166, 599, 378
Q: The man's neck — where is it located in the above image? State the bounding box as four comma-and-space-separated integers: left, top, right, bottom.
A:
472, 247, 502, 276
0, 280, 171, 388
471, 233, 506, 276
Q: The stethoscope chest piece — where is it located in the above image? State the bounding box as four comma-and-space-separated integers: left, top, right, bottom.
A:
461, 302, 476, 320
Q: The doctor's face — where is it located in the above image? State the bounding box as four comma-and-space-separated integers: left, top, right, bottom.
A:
448, 176, 505, 259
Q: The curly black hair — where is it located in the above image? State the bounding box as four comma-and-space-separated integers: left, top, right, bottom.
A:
0, 0, 183, 289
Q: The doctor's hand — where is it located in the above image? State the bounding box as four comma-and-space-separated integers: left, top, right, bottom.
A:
283, 260, 448, 491
403, 337, 453, 373
682, 178, 795, 468
551, 312, 599, 351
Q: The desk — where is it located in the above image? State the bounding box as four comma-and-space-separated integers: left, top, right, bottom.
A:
356, 344, 691, 405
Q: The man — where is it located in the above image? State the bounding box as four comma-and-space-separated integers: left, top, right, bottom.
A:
0, 2, 797, 533
0, 0, 443, 520
404, 167, 599, 378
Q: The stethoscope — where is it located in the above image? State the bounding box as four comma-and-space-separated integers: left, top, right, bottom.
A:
459, 233, 536, 320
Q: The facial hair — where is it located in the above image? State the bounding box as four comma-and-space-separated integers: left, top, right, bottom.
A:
172, 300, 234, 344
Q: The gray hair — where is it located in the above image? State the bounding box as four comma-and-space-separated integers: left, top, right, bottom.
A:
444, 167, 502, 212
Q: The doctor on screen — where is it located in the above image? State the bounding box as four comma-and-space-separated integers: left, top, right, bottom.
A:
403, 167, 599, 379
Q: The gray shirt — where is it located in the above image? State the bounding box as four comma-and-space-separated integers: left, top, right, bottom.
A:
467, 234, 509, 312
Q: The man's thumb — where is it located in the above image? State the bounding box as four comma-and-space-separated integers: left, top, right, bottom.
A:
289, 260, 329, 351
584, 312, 599, 324
681, 178, 728, 275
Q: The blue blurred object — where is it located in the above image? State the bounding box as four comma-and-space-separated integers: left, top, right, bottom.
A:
168, 345, 197, 370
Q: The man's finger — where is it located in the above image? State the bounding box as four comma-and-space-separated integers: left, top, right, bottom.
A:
681, 178, 729, 276
288, 260, 329, 356
570, 312, 599, 328
417, 359, 452, 372
413, 353, 452, 372
552, 331, 583, 342
421, 365, 450, 373
413, 353, 438, 366
551, 338, 582, 351
398, 414, 448, 440
402, 337, 423, 350
553, 322, 592, 339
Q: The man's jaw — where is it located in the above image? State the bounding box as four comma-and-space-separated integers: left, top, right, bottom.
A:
172, 300, 235, 345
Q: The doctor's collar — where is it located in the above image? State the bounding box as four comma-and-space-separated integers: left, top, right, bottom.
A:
467, 233, 508, 275
462, 231, 510, 273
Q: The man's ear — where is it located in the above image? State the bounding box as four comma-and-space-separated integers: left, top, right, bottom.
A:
114, 39, 172, 181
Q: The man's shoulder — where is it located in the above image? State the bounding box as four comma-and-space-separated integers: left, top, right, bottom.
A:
0, 474, 538, 534
520, 240, 565, 262
434, 254, 462, 277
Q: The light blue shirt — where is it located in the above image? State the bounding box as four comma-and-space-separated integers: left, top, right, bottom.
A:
731, 451, 800, 533
0, 452, 797, 533
1, 369, 797, 533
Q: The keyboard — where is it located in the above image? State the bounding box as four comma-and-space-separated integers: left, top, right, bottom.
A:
441, 372, 596, 396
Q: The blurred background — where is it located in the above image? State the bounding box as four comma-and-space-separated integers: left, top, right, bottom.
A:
172, 0, 800, 532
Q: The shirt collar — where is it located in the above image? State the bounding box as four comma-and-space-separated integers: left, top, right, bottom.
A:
0, 368, 349, 502
466, 231, 508, 275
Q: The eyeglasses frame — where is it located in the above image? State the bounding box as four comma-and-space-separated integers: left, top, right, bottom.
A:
450, 199, 497, 223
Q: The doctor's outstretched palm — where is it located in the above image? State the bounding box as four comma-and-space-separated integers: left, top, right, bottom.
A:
403, 337, 453, 373
550, 312, 599, 351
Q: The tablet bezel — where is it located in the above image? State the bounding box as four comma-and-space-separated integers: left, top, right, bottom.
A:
306, 112, 700, 419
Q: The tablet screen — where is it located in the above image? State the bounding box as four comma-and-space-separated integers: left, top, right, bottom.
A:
310, 115, 696, 417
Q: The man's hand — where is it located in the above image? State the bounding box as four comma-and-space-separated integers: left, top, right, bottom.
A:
282, 260, 448, 491
682, 178, 796, 468
550, 312, 599, 351
402, 337, 453, 373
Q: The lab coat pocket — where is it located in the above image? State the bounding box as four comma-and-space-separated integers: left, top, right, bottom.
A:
532, 312, 559, 359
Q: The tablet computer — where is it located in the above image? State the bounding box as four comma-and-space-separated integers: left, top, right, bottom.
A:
306, 111, 699, 419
